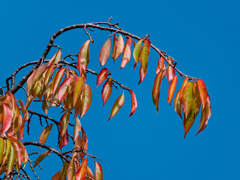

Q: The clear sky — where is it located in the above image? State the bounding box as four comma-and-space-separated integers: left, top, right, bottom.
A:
0, 0, 239, 179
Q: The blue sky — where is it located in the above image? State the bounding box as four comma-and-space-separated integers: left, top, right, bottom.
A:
0, 0, 239, 179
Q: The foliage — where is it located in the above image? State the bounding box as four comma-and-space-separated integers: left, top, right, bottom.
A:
0, 18, 211, 179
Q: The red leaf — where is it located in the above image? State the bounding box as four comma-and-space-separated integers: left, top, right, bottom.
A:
58, 78, 71, 101
138, 66, 147, 85
95, 161, 103, 180
96, 68, 109, 87
108, 92, 125, 121
156, 56, 165, 74
77, 40, 90, 81
197, 79, 208, 109
2, 104, 12, 134
101, 78, 113, 107
120, 37, 132, 69
80, 84, 92, 117
59, 112, 70, 137
48, 50, 62, 65
139, 38, 150, 73
52, 68, 65, 96
113, 34, 124, 61
39, 124, 53, 144
111, 34, 118, 59
74, 117, 81, 142
59, 130, 69, 150
75, 158, 88, 180
99, 38, 111, 66
128, 89, 137, 117
166, 60, 175, 82
167, 75, 178, 105
81, 128, 88, 154
73, 75, 84, 107
17, 100, 29, 121
152, 71, 163, 113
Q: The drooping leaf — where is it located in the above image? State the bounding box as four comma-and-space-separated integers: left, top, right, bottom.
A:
166, 59, 175, 82
96, 68, 109, 87
52, 68, 65, 96
101, 78, 112, 107
133, 39, 143, 69
7, 91, 19, 121
132, 39, 136, 47
2, 104, 12, 134
75, 158, 88, 180
152, 71, 163, 113
95, 161, 103, 180
167, 75, 178, 105
138, 66, 147, 85
59, 130, 69, 150
156, 56, 165, 74
58, 78, 71, 101
73, 75, 84, 107
6, 145, 15, 176
108, 92, 125, 121
77, 40, 90, 81
0, 138, 4, 163
81, 128, 88, 155
113, 34, 124, 61
51, 171, 61, 180
120, 37, 132, 69
179, 78, 189, 100
196, 97, 211, 136
0, 94, 11, 104
74, 117, 81, 142
80, 84, 92, 117
48, 50, 62, 65
12, 140, 23, 168
33, 150, 51, 168
86, 167, 94, 179
60, 112, 70, 137
181, 81, 195, 118
27, 64, 48, 95
111, 34, 118, 59
2, 139, 11, 166
128, 89, 137, 117
17, 99, 29, 121
44, 63, 55, 87
174, 90, 182, 119
39, 124, 53, 144
139, 38, 150, 73
197, 79, 208, 109
99, 38, 111, 66
67, 158, 75, 180
60, 161, 69, 180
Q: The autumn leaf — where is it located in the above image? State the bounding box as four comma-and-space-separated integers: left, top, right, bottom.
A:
128, 89, 137, 117
113, 34, 124, 61
48, 50, 62, 65
51, 171, 61, 180
0, 94, 11, 104
139, 38, 150, 73
60, 161, 69, 180
133, 39, 143, 69
99, 38, 111, 66
81, 127, 88, 154
174, 90, 182, 119
95, 161, 103, 180
152, 71, 163, 113
132, 39, 136, 47
120, 37, 132, 69
167, 75, 178, 105
101, 78, 113, 107
2, 104, 12, 134
67, 158, 75, 180
52, 68, 65, 96
0, 138, 4, 163
75, 158, 88, 180
80, 84, 92, 117
58, 78, 71, 101
6, 145, 15, 176
166, 59, 175, 82
39, 124, 53, 144
59, 130, 69, 150
77, 40, 90, 81
111, 34, 118, 59
197, 79, 208, 109
74, 117, 81, 142
108, 91, 125, 121
156, 56, 165, 74
60, 112, 70, 137
181, 81, 195, 118
44, 63, 55, 87
73, 75, 84, 107
138, 66, 147, 85
96, 68, 109, 87
18, 99, 29, 121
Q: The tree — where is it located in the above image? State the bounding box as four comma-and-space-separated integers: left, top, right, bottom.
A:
0, 17, 211, 179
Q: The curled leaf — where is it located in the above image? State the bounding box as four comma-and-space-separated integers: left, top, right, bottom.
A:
167, 75, 178, 105
101, 78, 113, 107
39, 124, 53, 144
99, 38, 111, 66
108, 92, 125, 121
128, 89, 137, 117
97, 68, 109, 87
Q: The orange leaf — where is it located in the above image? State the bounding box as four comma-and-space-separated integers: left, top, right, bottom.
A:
166, 60, 175, 82
156, 56, 165, 74
59, 130, 69, 150
80, 84, 92, 117
113, 34, 124, 61
101, 78, 113, 107
95, 161, 103, 180
99, 38, 111, 66
96, 68, 109, 87
39, 124, 53, 144
60, 112, 70, 137
44, 63, 55, 87
87, 167, 94, 179
81, 128, 88, 154
108, 91, 125, 121
74, 117, 81, 142
2, 104, 12, 134
174, 90, 182, 119
138, 66, 147, 85
152, 71, 163, 113
179, 78, 189, 101
181, 81, 195, 118
128, 89, 137, 117
77, 40, 90, 81
48, 50, 62, 65
167, 75, 178, 105
139, 38, 150, 73
75, 158, 88, 180
52, 68, 65, 96
111, 34, 118, 59
67, 158, 75, 180
120, 37, 132, 69
73, 75, 84, 107
197, 79, 208, 109
17, 100, 29, 121
58, 78, 71, 101
132, 39, 136, 47
51, 171, 61, 180
0, 94, 11, 104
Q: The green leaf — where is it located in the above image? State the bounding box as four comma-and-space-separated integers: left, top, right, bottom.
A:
139, 39, 150, 73
108, 91, 125, 121
33, 150, 51, 168
133, 39, 143, 69
39, 124, 53, 144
